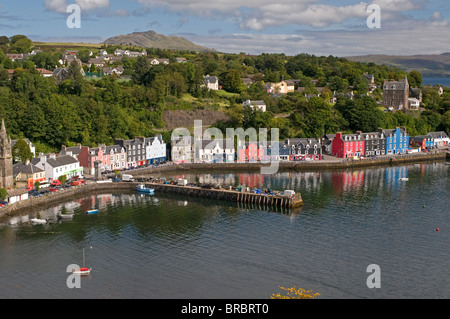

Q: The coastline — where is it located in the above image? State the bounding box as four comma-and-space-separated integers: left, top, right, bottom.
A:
1, 152, 446, 219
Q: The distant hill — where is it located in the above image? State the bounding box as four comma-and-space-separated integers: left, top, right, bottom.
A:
103, 30, 215, 52
345, 53, 450, 77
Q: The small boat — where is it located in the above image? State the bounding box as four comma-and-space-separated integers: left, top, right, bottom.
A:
31, 218, 48, 224
137, 184, 154, 194
399, 177, 409, 181
72, 247, 92, 275
57, 213, 74, 219
85, 209, 98, 215
72, 267, 92, 275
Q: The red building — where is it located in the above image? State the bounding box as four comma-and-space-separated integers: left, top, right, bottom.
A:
237, 142, 265, 162
332, 132, 365, 158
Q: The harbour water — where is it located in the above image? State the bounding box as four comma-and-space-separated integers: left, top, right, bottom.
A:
0, 162, 448, 299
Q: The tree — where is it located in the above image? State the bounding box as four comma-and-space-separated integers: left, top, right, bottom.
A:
408, 70, 422, 88
131, 56, 152, 86
34, 181, 40, 191
10, 35, 32, 54
336, 95, 384, 132
58, 175, 67, 184
11, 138, 33, 163
0, 188, 7, 201
222, 69, 243, 93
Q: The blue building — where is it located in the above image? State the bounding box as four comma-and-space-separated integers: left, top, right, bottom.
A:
385, 127, 409, 154
265, 141, 290, 161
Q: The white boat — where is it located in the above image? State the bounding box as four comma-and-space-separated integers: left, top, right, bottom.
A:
72, 247, 92, 276
31, 218, 48, 224
399, 177, 409, 181
72, 267, 91, 275
57, 213, 74, 219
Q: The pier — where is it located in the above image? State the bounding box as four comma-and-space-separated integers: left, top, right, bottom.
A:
0, 180, 303, 218
146, 182, 303, 208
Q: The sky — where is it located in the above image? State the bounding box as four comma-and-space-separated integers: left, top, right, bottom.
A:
0, 0, 449, 57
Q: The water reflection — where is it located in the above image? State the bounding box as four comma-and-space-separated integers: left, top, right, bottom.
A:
0, 162, 448, 299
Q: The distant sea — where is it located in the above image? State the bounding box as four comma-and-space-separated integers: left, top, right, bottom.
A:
422, 77, 450, 87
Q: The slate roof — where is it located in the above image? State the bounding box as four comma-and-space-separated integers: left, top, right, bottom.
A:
46, 155, 79, 168
13, 162, 44, 178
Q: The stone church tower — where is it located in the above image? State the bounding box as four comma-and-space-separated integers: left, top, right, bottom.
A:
0, 119, 14, 189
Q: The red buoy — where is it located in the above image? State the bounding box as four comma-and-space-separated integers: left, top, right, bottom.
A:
436, 228, 439, 232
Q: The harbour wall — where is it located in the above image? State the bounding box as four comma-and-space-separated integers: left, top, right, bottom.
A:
125, 152, 447, 176
1, 181, 302, 219
1, 152, 445, 219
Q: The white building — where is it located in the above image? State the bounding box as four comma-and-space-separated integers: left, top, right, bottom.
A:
145, 135, 167, 164
7, 188, 28, 204
195, 139, 235, 163
242, 100, 267, 112
203, 76, 219, 90
171, 135, 193, 163
408, 98, 420, 109
31, 154, 83, 182
428, 131, 449, 147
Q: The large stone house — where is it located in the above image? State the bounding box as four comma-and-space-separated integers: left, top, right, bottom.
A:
382, 76, 409, 109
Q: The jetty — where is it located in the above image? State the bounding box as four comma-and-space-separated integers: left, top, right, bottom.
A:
146, 182, 303, 208
0, 180, 303, 219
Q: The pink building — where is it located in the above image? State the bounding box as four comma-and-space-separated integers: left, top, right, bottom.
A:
238, 142, 265, 162
78, 146, 110, 175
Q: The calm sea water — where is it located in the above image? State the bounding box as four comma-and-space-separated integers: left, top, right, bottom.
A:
422, 77, 450, 87
0, 162, 449, 299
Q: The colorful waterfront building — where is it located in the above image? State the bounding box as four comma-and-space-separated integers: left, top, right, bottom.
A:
409, 135, 433, 151
384, 127, 409, 154
237, 142, 265, 162
331, 132, 365, 158
286, 138, 322, 161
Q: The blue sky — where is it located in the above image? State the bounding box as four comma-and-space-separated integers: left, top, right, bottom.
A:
1, 0, 449, 56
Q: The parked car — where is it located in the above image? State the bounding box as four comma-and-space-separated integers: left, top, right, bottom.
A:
51, 180, 62, 186
49, 187, 59, 192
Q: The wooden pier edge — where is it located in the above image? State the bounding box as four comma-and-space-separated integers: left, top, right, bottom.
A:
145, 182, 304, 208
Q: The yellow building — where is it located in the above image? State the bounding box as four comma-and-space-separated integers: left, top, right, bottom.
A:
12, 161, 46, 189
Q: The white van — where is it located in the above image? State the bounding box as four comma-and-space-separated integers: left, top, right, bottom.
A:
122, 174, 134, 182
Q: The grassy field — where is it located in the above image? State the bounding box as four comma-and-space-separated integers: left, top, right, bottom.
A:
33, 42, 103, 50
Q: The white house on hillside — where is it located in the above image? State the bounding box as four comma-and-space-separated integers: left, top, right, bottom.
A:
242, 100, 266, 112
203, 76, 219, 90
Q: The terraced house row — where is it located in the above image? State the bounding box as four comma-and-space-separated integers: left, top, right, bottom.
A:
27, 135, 167, 180
171, 128, 448, 163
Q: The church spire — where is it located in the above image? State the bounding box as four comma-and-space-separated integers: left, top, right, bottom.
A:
1, 118, 5, 135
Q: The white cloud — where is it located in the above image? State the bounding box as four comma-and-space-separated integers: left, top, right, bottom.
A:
135, 0, 440, 31
182, 18, 450, 56
44, 0, 110, 13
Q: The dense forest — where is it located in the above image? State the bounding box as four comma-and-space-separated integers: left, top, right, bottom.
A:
0, 35, 449, 153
